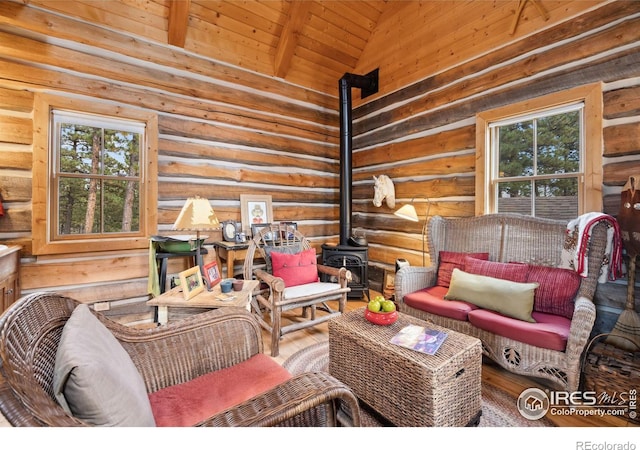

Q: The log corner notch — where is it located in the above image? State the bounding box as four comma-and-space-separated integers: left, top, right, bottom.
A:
168, 0, 191, 48
510, 0, 550, 36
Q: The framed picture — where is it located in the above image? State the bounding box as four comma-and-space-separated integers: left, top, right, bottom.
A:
279, 221, 297, 240
203, 260, 221, 288
240, 194, 273, 236
179, 266, 205, 301
251, 223, 275, 242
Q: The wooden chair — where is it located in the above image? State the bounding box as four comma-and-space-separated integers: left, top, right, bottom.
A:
0, 292, 360, 427
243, 223, 351, 357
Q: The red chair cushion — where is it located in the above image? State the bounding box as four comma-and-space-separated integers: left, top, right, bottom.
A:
467, 309, 571, 351
436, 251, 489, 287
464, 256, 529, 282
271, 248, 319, 287
526, 264, 581, 319
148, 354, 292, 427
404, 285, 478, 321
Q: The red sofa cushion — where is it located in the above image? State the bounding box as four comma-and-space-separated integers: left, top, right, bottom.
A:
271, 248, 319, 287
437, 251, 489, 287
404, 285, 478, 321
467, 309, 571, 352
148, 354, 292, 427
526, 264, 581, 319
464, 257, 529, 282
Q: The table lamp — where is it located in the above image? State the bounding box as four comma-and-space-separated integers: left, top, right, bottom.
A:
173, 196, 219, 289
394, 198, 431, 267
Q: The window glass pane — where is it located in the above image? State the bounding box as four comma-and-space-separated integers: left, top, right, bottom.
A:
104, 130, 140, 177
59, 124, 102, 174
497, 181, 531, 215
537, 111, 580, 175
58, 177, 102, 234
534, 178, 579, 220
498, 121, 533, 177
104, 180, 140, 232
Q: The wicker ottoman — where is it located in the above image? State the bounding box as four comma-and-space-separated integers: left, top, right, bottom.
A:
329, 308, 482, 427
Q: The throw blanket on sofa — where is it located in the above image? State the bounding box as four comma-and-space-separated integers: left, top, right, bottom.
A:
561, 213, 623, 283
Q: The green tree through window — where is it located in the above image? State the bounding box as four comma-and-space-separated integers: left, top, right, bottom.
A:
54, 113, 142, 236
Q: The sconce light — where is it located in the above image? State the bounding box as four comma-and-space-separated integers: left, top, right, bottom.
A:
394, 198, 431, 266
173, 196, 219, 287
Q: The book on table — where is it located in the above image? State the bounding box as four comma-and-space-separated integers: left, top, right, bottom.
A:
389, 324, 447, 355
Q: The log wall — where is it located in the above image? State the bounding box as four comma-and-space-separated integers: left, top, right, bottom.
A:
0, 2, 340, 313
350, 0, 640, 334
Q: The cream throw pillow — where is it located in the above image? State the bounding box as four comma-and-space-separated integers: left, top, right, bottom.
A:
445, 268, 539, 323
53, 304, 156, 426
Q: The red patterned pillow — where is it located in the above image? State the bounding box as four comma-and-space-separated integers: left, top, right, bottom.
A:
464, 257, 529, 282
437, 251, 489, 287
526, 265, 581, 319
271, 248, 319, 287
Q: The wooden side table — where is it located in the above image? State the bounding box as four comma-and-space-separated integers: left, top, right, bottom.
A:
147, 279, 259, 325
213, 241, 250, 278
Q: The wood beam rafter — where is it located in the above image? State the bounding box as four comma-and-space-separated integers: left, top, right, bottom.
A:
168, 0, 191, 48
510, 0, 549, 35
274, 1, 312, 79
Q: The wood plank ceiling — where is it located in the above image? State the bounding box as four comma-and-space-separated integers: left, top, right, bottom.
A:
41, 0, 384, 95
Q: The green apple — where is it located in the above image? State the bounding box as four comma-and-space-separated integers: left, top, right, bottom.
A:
381, 300, 396, 312
368, 299, 382, 312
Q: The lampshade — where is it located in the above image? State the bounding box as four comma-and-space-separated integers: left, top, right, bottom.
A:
173, 196, 219, 231
394, 204, 419, 222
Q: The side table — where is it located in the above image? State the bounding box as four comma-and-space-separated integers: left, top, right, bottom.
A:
213, 241, 250, 278
147, 279, 259, 325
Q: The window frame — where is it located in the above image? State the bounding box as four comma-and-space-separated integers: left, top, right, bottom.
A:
475, 83, 603, 217
33, 93, 158, 255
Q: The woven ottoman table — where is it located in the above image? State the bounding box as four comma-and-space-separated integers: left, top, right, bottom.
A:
329, 308, 482, 427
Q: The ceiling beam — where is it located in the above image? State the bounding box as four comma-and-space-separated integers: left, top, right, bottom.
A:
168, 0, 191, 47
274, 1, 312, 79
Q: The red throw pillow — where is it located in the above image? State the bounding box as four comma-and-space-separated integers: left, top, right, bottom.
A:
526, 264, 581, 319
464, 256, 529, 282
437, 251, 489, 287
270, 248, 319, 287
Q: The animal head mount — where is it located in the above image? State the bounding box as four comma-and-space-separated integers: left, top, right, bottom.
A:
373, 175, 395, 209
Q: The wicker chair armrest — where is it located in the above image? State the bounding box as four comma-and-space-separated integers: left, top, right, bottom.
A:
101, 308, 264, 392
394, 265, 438, 303
565, 296, 597, 360
201, 372, 361, 427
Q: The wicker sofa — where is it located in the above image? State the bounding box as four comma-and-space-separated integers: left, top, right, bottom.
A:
395, 213, 610, 392
0, 292, 360, 427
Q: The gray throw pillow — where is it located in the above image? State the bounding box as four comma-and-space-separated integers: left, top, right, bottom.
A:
53, 304, 156, 426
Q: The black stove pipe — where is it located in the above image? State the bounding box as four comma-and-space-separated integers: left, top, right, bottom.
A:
338, 69, 379, 246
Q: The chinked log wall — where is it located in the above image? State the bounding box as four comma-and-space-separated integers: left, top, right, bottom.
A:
350, 1, 640, 332
0, 2, 340, 317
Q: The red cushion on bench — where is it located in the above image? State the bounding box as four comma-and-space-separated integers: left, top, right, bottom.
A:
404, 285, 479, 321
436, 251, 489, 287
148, 354, 292, 427
467, 309, 571, 352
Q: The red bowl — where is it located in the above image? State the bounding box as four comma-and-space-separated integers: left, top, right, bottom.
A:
364, 309, 398, 326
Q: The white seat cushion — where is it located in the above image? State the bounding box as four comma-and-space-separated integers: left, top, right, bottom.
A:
283, 281, 342, 300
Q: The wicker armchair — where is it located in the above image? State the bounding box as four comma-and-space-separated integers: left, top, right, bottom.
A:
243, 223, 351, 357
0, 292, 360, 427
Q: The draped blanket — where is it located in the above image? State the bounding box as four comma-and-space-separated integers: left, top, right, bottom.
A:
560, 213, 623, 283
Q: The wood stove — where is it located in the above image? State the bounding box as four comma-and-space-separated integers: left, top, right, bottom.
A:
321, 69, 378, 300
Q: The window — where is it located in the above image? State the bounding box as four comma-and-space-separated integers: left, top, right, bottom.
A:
476, 84, 603, 219
33, 94, 158, 255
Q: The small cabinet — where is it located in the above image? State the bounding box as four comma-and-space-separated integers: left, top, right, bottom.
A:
0, 246, 20, 314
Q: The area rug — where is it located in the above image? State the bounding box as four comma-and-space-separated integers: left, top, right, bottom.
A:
283, 341, 554, 427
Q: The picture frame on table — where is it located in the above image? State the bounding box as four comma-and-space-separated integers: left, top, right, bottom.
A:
279, 221, 297, 240
240, 194, 273, 236
179, 266, 205, 301
251, 223, 275, 242
203, 260, 221, 288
